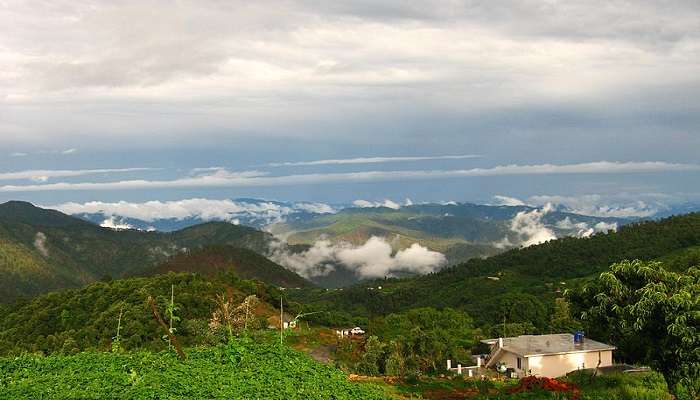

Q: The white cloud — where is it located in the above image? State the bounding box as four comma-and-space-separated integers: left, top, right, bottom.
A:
269, 236, 446, 279
7, 149, 78, 157
493, 195, 526, 206
267, 154, 482, 167
555, 217, 617, 238
3, 161, 697, 192
353, 199, 401, 209
510, 204, 557, 247
0, 168, 155, 182
100, 216, 134, 231
48, 198, 335, 225
528, 194, 662, 218
496, 204, 556, 248
33, 232, 49, 257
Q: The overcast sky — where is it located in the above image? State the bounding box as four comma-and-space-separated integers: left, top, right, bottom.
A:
1, 0, 699, 213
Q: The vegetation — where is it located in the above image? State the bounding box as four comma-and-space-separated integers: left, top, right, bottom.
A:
571, 260, 700, 399
0, 338, 390, 399
289, 213, 700, 329
145, 244, 312, 287
0, 272, 284, 356
390, 371, 672, 399
0, 201, 312, 302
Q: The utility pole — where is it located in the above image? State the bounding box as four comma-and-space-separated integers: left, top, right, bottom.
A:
280, 296, 284, 347
169, 284, 174, 349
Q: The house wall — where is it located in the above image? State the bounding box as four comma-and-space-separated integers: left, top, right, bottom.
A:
527, 350, 613, 377
496, 350, 528, 378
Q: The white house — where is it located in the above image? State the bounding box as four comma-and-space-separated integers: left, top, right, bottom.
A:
483, 334, 615, 378
336, 326, 365, 338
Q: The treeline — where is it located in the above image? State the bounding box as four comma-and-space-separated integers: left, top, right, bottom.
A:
0, 272, 283, 356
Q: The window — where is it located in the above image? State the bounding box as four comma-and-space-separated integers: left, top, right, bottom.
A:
517, 357, 521, 369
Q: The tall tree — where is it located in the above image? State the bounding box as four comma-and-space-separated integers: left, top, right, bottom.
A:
571, 260, 699, 398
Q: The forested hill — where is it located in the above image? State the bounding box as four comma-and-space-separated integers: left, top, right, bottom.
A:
143, 245, 312, 288
290, 212, 700, 327
0, 201, 290, 302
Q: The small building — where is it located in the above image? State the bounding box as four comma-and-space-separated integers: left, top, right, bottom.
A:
335, 326, 365, 338
483, 333, 615, 378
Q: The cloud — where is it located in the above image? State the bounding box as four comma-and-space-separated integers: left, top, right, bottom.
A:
353, 199, 401, 209
269, 236, 446, 279
528, 194, 664, 218
33, 232, 49, 257
7, 149, 78, 157
555, 217, 617, 238
266, 154, 482, 167
48, 198, 336, 225
100, 216, 134, 231
509, 204, 557, 247
1, 0, 698, 167
0, 168, 156, 182
2, 161, 697, 192
493, 195, 526, 206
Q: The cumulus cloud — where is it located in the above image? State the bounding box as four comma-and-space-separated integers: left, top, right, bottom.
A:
48, 198, 336, 225
269, 236, 446, 279
496, 204, 556, 248
100, 216, 134, 231
33, 232, 49, 257
267, 154, 482, 167
353, 199, 401, 209
3, 161, 697, 192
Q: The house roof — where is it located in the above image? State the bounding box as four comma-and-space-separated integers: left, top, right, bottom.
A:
482, 334, 616, 357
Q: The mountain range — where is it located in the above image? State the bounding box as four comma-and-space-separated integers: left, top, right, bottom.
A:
2, 199, 697, 303
0, 201, 309, 302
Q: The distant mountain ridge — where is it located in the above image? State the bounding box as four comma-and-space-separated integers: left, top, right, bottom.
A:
0, 201, 310, 302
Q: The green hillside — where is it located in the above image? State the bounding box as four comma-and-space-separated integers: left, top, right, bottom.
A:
144, 245, 312, 288
0, 272, 283, 355
289, 212, 700, 329
0, 340, 389, 400
0, 202, 284, 302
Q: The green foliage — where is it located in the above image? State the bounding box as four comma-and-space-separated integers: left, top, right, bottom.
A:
0, 339, 390, 399
548, 298, 582, 334
358, 336, 384, 376
291, 213, 700, 329
0, 272, 282, 356
0, 201, 306, 302
340, 308, 475, 376
571, 260, 700, 398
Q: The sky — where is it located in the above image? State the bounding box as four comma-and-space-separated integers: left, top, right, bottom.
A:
1, 0, 699, 215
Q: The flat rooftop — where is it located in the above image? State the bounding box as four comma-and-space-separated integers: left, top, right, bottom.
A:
481, 334, 616, 357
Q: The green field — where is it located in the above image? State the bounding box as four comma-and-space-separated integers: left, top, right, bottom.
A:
0, 338, 391, 400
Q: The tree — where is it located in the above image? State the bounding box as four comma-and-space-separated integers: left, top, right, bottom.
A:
572, 260, 699, 399
357, 336, 384, 376
549, 298, 581, 334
